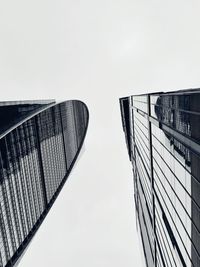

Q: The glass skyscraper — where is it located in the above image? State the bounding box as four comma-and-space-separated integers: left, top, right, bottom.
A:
120, 89, 200, 267
0, 99, 89, 267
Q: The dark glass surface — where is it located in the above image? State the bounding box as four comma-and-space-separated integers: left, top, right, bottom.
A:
0, 100, 55, 137
119, 97, 132, 159
120, 89, 200, 267
0, 100, 88, 267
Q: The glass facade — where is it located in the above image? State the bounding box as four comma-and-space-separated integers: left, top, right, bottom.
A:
0, 100, 89, 267
120, 89, 200, 267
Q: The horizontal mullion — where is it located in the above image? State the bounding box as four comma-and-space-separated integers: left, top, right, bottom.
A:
137, 178, 153, 234
152, 131, 200, 189
135, 135, 150, 168
156, 234, 167, 267
154, 177, 196, 266
153, 168, 198, 252
136, 161, 152, 212
137, 192, 154, 259
134, 126, 149, 153
152, 144, 200, 218
151, 103, 200, 116
155, 217, 173, 267
134, 114, 149, 131
134, 126, 150, 159
133, 99, 147, 104
134, 122, 149, 144
155, 206, 179, 267
135, 145, 151, 179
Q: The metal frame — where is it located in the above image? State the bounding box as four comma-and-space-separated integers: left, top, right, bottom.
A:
0, 100, 89, 267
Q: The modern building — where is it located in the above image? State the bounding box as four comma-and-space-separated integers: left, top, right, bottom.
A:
120, 89, 200, 267
0, 99, 89, 267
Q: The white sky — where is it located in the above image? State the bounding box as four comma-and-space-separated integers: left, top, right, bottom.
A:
1, 0, 200, 266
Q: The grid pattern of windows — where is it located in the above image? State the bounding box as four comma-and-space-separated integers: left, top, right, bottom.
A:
120, 89, 200, 267
0, 100, 88, 267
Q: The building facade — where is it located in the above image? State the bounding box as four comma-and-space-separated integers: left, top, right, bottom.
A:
0, 99, 89, 267
120, 89, 200, 267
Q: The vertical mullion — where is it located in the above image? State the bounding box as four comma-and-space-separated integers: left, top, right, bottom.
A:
51, 108, 59, 192
3, 175, 17, 254
14, 128, 29, 237
55, 105, 65, 188
7, 135, 26, 242
0, 161, 10, 265
59, 104, 68, 171
131, 97, 139, 224
47, 109, 56, 199
1, 185, 13, 259
4, 137, 20, 249
54, 108, 60, 188
12, 128, 32, 232
46, 110, 54, 200
57, 106, 65, 185
0, 225, 4, 267
23, 122, 40, 220
15, 127, 36, 229
148, 94, 157, 267
16, 137, 36, 228
29, 119, 45, 214
34, 115, 48, 207
58, 106, 67, 183
72, 101, 78, 152
0, 189, 10, 266
7, 133, 24, 244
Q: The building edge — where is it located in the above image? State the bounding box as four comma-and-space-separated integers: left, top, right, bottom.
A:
2, 100, 89, 267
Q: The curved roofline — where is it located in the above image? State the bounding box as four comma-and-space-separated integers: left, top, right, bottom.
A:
0, 99, 55, 106
0, 99, 88, 140
5, 99, 89, 267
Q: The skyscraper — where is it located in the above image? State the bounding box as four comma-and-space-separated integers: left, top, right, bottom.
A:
120, 89, 200, 267
0, 99, 89, 267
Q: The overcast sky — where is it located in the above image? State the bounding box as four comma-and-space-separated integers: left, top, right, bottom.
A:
1, 0, 200, 266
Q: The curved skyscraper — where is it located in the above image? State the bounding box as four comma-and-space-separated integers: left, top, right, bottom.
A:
0, 99, 89, 267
